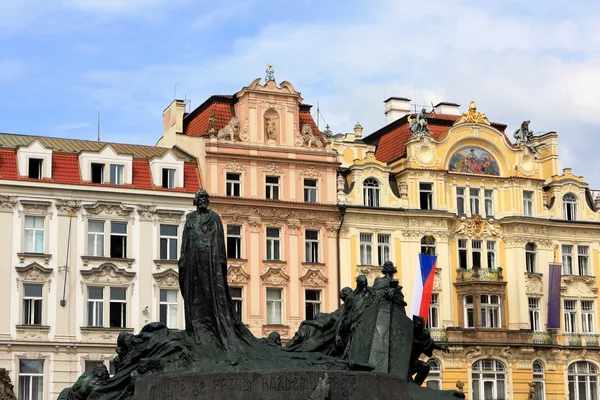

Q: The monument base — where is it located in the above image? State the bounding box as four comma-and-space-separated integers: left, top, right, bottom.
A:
133, 370, 410, 400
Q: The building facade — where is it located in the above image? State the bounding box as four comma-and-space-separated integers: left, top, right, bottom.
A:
0, 135, 200, 399
332, 98, 600, 399
157, 76, 341, 340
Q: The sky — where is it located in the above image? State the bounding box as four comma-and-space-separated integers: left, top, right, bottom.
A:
1, 0, 599, 186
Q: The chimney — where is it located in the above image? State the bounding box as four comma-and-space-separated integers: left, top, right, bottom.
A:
384, 97, 412, 124
434, 102, 461, 116
162, 99, 186, 147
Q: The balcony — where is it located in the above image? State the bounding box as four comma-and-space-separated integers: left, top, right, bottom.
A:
564, 333, 599, 347
456, 267, 504, 282
532, 331, 553, 345
429, 328, 448, 342
446, 327, 532, 344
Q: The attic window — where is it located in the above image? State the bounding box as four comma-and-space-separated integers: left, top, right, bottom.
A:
28, 158, 43, 179
162, 168, 175, 189
91, 163, 104, 184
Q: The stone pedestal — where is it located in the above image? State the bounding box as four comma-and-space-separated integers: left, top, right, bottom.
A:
133, 370, 409, 400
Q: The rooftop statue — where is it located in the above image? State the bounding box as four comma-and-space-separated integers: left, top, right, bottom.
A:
514, 120, 538, 153
408, 108, 434, 139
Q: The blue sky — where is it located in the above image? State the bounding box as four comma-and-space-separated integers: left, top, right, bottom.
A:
1, 0, 600, 186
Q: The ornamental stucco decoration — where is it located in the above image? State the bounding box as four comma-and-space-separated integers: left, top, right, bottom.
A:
15, 262, 53, 282
260, 266, 289, 286
55, 199, 82, 216
525, 273, 543, 295
262, 162, 283, 175
152, 268, 179, 288
300, 269, 328, 287
80, 263, 136, 285
0, 195, 17, 213
227, 263, 250, 285
19, 200, 52, 219
294, 123, 324, 149
136, 204, 156, 221
222, 160, 246, 173
83, 202, 134, 219
300, 166, 322, 178
217, 117, 242, 142
413, 137, 440, 168
454, 101, 490, 125
453, 216, 500, 238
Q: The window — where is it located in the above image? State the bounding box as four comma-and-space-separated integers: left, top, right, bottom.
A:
481, 294, 501, 328
28, 158, 43, 179
486, 241, 496, 269
305, 290, 321, 320
22, 284, 43, 325
109, 287, 127, 328
266, 288, 282, 325
363, 178, 380, 207
226, 225, 242, 259
304, 179, 318, 202
563, 193, 578, 221
564, 300, 577, 333
91, 163, 104, 184
420, 183, 433, 210
472, 360, 506, 400
24, 216, 44, 253
533, 361, 545, 400
110, 222, 127, 258
87, 287, 103, 327
88, 221, 105, 257
582, 301, 595, 333
526, 243, 537, 273
579, 246, 590, 276
464, 295, 474, 328
529, 298, 541, 332
524, 190, 534, 217
162, 168, 175, 189
458, 239, 468, 269
159, 289, 178, 329
377, 234, 391, 266
230, 287, 243, 321
109, 164, 124, 185
456, 187, 465, 215
265, 176, 280, 200
428, 293, 440, 328
484, 189, 494, 217
421, 236, 436, 256
426, 359, 442, 390
563, 245, 574, 275
19, 359, 43, 400
305, 230, 319, 263
359, 233, 373, 265
470, 188, 480, 215
568, 361, 599, 400
266, 227, 281, 261
472, 240, 482, 268
226, 173, 241, 197
160, 224, 178, 260
85, 360, 104, 373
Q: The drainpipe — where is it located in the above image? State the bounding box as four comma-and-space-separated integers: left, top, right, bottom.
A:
336, 204, 347, 308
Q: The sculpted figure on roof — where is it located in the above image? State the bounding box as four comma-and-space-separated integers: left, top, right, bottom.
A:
408, 108, 433, 139
217, 117, 241, 141
514, 120, 538, 153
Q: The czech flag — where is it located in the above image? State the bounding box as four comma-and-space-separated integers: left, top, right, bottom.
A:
410, 253, 438, 323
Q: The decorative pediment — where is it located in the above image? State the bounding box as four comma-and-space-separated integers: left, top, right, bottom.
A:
80, 263, 136, 285
153, 268, 179, 287
154, 209, 185, 226
55, 199, 82, 216
262, 162, 283, 175
525, 273, 543, 295
300, 269, 328, 287
227, 263, 250, 285
19, 200, 52, 218
562, 275, 598, 296
16, 262, 53, 282
0, 195, 17, 213
300, 166, 322, 178
136, 204, 156, 220
454, 216, 501, 239
261, 266, 289, 286
83, 202, 134, 219
222, 160, 246, 173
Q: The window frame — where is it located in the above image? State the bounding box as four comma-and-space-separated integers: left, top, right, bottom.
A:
86, 285, 129, 328
469, 188, 480, 216
426, 359, 442, 390
524, 190, 534, 217
266, 287, 283, 325
428, 293, 440, 329
581, 300, 595, 334
109, 221, 128, 259
305, 230, 320, 263
159, 288, 179, 329
464, 295, 474, 328
526, 243, 537, 273
226, 172, 241, 197
18, 359, 44, 400
305, 289, 322, 321
22, 283, 43, 325
303, 178, 318, 203
533, 360, 545, 400
529, 297, 541, 332
91, 162, 105, 184
568, 361, 599, 400
24, 215, 45, 254
377, 233, 391, 266
419, 182, 434, 210
161, 168, 176, 189
421, 236, 436, 256
28, 158, 43, 180
484, 189, 494, 217
578, 245, 590, 276
359, 233, 373, 266
159, 224, 178, 261
226, 225, 242, 259
230, 286, 243, 322
266, 227, 281, 261
109, 287, 127, 328
87, 220, 105, 257
109, 164, 124, 185
363, 178, 380, 207
456, 187, 466, 215
564, 299, 578, 333
563, 193, 578, 221
471, 359, 507, 400
480, 294, 502, 328
265, 175, 280, 200
562, 245, 574, 275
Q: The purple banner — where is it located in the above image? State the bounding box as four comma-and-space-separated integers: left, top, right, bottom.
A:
547, 263, 562, 329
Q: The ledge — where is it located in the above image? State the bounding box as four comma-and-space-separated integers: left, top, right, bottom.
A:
263, 259, 287, 265
153, 259, 178, 268
16, 325, 50, 331
446, 327, 535, 345
80, 326, 134, 333
81, 255, 135, 267
301, 262, 326, 269
17, 253, 52, 264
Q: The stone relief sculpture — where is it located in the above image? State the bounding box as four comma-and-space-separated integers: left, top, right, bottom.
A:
295, 123, 324, 148
59, 190, 464, 400
217, 117, 241, 141
264, 109, 279, 142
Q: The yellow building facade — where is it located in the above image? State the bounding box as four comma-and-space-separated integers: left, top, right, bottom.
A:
331, 100, 600, 400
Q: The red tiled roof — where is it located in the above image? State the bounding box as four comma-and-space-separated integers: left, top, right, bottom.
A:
371, 114, 510, 164
52, 153, 81, 184
299, 111, 326, 146
131, 159, 154, 190
185, 102, 233, 138
0, 148, 18, 180
183, 163, 200, 192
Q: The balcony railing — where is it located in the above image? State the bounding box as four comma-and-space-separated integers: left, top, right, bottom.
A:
429, 328, 448, 342
566, 334, 599, 347
532, 331, 553, 344
456, 267, 504, 282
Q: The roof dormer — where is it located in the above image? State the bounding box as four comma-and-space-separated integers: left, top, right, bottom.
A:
149, 149, 185, 189
79, 144, 133, 185
17, 139, 53, 179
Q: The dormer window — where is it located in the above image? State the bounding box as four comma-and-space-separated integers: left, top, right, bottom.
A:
162, 168, 176, 189
563, 193, 578, 221
28, 158, 43, 179
91, 163, 104, 184
110, 164, 124, 185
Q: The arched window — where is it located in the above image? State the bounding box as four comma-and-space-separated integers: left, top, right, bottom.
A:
526, 243, 537, 273
421, 236, 436, 256
563, 193, 578, 221
472, 359, 506, 400
568, 361, 598, 400
426, 359, 442, 390
533, 360, 545, 400
363, 178, 380, 207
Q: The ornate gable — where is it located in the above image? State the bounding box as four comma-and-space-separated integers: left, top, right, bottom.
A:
300, 269, 328, 288
261, 266, 289, 286
16, 262, 52, 282
80, 263, 136, 285
153, 268, 179, 288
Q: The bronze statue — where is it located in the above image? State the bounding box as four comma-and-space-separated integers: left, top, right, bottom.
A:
179, 189, 253, 350
57, 365, 109, 400
408, 108, 433, 139
409, 315, 450, 386
0, 368, 16, 400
